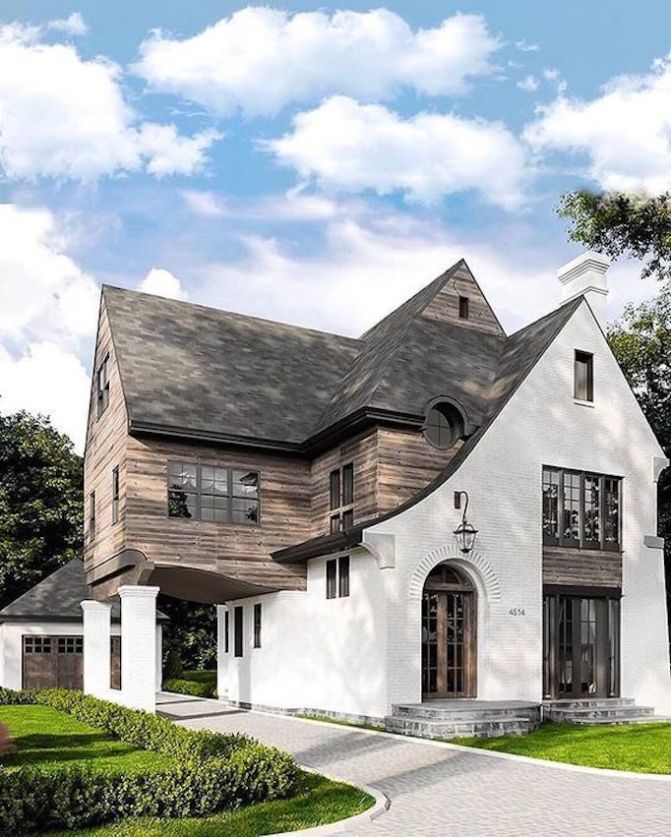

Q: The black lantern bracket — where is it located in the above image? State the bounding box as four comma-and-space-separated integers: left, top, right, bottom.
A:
453, 490, 478, 554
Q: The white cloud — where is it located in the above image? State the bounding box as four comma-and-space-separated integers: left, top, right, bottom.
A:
47, 12, 88, 36
0, 341, 89, 452
516, 39, 540, 53
138, 267, 189, 300
264, 96, 529, 208
0, 25, 219, 181
525, 55, 671, 192
517, 75, 539, 92
135, 7, 501, 117
181, 187, 344, 222
0, 204, 99, 343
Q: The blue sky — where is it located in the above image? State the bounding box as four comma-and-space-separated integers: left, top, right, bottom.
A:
1, 1, 670, 450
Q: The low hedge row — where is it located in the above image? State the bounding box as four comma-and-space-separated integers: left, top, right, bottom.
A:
163, 677, 216, 699
0, 688, 298, 832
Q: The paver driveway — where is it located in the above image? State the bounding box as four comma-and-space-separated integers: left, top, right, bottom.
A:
158, 693, 671, 836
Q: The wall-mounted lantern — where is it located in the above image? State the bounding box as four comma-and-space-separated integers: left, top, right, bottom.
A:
453, 491, 478, 554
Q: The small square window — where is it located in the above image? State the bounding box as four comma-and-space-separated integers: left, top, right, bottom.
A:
330, 514, 341, 535
232, 497, 259, 525
574, 350, 594, 402
168, 490, 197, 518
326, 559, 337, 599
459, 296, 470, 319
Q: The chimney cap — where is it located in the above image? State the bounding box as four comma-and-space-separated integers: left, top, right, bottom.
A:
557, 250, 610, 286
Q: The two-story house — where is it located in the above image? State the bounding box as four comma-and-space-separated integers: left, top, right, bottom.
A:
82, 253, 671, 733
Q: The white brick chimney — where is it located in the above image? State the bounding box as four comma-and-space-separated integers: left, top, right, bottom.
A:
557, 251, 610, 328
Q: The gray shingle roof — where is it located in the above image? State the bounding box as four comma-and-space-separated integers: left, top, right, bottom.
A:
0, 559, 168, 622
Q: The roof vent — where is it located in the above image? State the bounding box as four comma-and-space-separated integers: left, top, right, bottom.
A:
557, 251, 609, 328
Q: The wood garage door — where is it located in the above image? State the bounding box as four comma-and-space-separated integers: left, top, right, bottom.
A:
22, 635, 83, 689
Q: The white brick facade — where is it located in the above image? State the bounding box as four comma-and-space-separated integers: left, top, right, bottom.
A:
219, 300, 671, 718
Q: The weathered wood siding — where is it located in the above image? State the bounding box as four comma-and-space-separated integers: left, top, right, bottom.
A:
84, 300, 128, 575
543, 547, 623, 588
124, 435, 310, 590
422, 263, 504, 335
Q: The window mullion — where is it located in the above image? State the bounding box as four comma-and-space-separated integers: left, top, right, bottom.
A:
579, 472, 585, 549
599, 475, 605, 550
558, 469, 565, 547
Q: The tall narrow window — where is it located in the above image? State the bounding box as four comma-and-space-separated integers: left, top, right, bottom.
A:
562, 471, 581, 546
574, 350, 594, 401
583, 475, 601, 546
253, 603, 262, 648
224, 610, 229, 654
112, 466, 119, 524
604, 477, 621, 548
96, 354, 110, 418
234, 606, 243, 657
326, 559, 337, 599
542, 468, 560, 544
338, 556, 350, 598
329, 470, 340, 510
342, 463, 354, 506
458, 296, 470, 319
329, 463, 354, 532
89, 491, 96, 538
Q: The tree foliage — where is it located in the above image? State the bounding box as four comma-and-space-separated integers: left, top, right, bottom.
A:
558, 190, 671, 281
159, 595, 217, 671
0, 411, 83, 609
607, 292, 671, 604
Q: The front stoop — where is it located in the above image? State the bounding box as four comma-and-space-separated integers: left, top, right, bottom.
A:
542, 698, 664, 725
385, 700, 542, 740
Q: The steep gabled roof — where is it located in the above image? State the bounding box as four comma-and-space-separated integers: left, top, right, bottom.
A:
0, 559, 168, 622
274, 296, 585, 562
104, 286, 362, 447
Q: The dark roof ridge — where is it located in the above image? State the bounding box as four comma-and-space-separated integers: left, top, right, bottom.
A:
102, 284, 362, 347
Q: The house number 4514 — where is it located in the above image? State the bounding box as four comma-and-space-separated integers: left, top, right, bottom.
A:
509, 608, 526, 616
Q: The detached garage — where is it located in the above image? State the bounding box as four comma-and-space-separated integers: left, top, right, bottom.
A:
0, 559, 167, 691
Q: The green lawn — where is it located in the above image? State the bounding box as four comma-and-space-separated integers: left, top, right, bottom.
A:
458, 721, 671, 774
0, 705, 174, 774
52, 772, 374, 836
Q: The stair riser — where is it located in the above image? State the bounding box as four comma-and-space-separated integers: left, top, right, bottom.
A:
544, 707, 653, 720
393, 707, 541, 723
543, 699, 635, 709
385, 720, 531, 739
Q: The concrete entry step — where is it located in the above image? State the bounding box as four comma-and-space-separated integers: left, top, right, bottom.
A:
543, 698, 659, 725
543, 697, 635, 709
392, 700, 541, 724
385, 714, 533, 740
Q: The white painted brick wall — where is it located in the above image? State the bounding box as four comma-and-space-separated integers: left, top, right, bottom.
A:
119, 586, 160, 712
219, 300, 671, 717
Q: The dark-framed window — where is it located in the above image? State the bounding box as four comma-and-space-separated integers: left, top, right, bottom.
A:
58, 637, 83, 654
89, 491, 96, 538
326, 556, 350, 599
326, 559, 337, 599
224, 610, 229, 654
338, 556, 350, 598
459, 296, 470, 319
96, 354, 110, 418
167, 461, 260, 524
328, 463, 354, 533
253, 603, 262, 648
234, 606, 243, 658
542, 466, 621, 551
112, 466, 120, 524
23, 637, 52, 654
574, 350, 594, 401
424, 402, 465, 450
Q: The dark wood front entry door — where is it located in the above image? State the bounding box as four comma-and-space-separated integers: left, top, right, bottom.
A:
422, 564, 477, 698
543, 593, 620, 699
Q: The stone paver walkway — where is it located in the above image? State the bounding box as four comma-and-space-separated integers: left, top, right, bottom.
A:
158, 693, 671, 836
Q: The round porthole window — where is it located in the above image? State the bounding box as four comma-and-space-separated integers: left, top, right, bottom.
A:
424, 402, 465, 450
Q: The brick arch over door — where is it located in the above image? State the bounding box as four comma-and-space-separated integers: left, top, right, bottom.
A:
408, 543, 503, 604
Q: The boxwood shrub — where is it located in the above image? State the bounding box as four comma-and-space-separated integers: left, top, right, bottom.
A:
0, 688, 298, 833
163, 677, 216, 699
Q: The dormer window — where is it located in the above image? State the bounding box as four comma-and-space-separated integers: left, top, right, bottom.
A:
459, 296, 470, 319
574, 350, 594, 402
96, 354, 110, 418
424, 402, 465, 450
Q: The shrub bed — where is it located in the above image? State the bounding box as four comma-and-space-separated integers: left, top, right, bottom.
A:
0, 688, 298, 833
163, 678, 215, 699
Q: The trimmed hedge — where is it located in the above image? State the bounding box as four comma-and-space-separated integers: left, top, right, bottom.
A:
163, 677, 216, 699
0, 688, 298, 833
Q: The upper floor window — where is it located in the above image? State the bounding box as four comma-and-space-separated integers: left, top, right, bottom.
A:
89, 491, 96, 538
329, 463, 354, 533
459, 296, 470, 319
167, 461, 259, 525
112, 466, 120, 524
96, 354, 110, 418
543, 466, 621, 551
424, 402, 465, 450
574, 350, 594, 402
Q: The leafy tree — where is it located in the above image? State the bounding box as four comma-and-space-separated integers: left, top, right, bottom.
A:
558, 190, 671, 281
0, 411, 83, 609
159, 596, 217, 672
607, 292, 671, 606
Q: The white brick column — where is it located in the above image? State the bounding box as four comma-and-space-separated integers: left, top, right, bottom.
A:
217, 605, 229, 699
119, 586, 160, 712
81, 600, 112, 697
155, 625, 163, 691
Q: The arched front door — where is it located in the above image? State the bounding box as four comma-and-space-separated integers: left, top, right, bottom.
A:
421, 563, 477, 698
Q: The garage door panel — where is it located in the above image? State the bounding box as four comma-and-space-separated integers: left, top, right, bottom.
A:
22, 636, 58, 688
